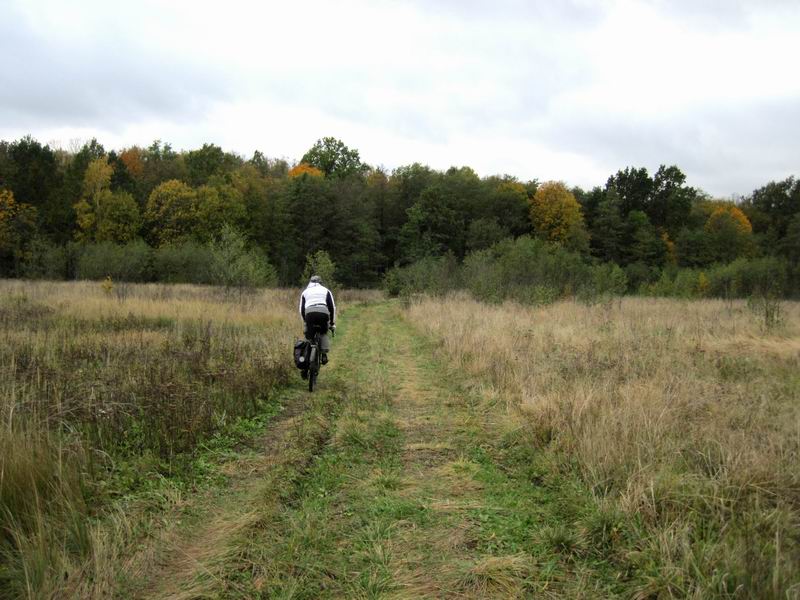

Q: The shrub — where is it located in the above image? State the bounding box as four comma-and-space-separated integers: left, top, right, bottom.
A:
390, 236, 627, 306
76, 240, 153, 282
706, 257, 788, 298
152, 242, 214, 284
590, 262, 628, 297
20, 238, 69, 280
625, 261, 660, 292
462, 249, 504, 302
301, 249, 337, 288
209, 225, 277, 290
382, 254, 460, 298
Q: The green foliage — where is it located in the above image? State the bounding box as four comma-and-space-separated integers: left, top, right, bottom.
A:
1, 134, 798, 298
605, 165, 696, 235
76, 240, 153, 282
301, 137, 365, 179
744, 176, 799, 239
779, 212, 800, 265
383, 254, 459, 298
184, 143, 239, 186
393, 236, 625, 305
606, 167, 653, 216
650, 165, 694, 235
476, 237, 575, 301
590, 262, 628, 297
145, 179, 198, 246
466, 217, 509, 252
626, 210, 667, 266
73, 157, 142, 244
194, 183, 246, 243
706, 256, 788, 298
209, 225, 277, 289
591, 189, 625, 263
0, 189, 38, 277
675, 227, 713, 267
301, 249, 337, 288
400, 185, 465, 261
625, 261, 661, 292
19, 238, 70, 280
485, 180, 531, 237
152, 242, 214, 284
642, 257, 790, 299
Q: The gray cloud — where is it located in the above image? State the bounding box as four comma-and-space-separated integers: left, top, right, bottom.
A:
0, 3, 230, 130
533, 96, 800, 195
0, 0, 797, 196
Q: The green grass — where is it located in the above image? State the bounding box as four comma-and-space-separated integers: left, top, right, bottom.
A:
205, 302, 648, 598
5, 286, 795, 598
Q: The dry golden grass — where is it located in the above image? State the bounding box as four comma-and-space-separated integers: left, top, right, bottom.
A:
0, 279, 373, 599
454, 553, 534, 598
408, 293, 800, 595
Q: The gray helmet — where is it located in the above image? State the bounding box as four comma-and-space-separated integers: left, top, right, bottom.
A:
309, 275, 322, 284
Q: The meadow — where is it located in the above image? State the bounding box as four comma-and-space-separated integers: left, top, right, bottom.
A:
408, 294, 800, 597
0, 280, 312, 597
1, 279, 798, 598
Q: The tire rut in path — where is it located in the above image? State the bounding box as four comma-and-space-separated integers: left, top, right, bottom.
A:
373, 305, 503, 598
133, 388, 313, 600
133, 311, 359, 599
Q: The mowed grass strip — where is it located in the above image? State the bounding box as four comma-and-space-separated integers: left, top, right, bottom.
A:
220, 302, 628, 599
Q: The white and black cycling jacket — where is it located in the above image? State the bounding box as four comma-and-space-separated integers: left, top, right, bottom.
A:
299, 282, 336, 324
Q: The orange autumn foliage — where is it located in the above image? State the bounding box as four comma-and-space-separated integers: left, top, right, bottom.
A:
288, 163, 324, 179
119, 147, 144, 179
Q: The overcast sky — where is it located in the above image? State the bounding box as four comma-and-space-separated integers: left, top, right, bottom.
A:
1, 0, 798, 196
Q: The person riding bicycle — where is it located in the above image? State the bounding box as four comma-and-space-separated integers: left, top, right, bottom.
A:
299, 275, 336, 370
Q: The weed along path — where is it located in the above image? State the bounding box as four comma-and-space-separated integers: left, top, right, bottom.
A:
138, 301, 626, 599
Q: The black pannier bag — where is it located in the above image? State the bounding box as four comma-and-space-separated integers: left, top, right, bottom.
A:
294, 340, 310, 369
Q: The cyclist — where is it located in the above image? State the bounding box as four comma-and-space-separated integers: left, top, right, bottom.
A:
299, 275, 336, 373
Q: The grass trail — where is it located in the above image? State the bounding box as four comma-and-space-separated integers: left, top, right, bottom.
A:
136, 300, 630, 598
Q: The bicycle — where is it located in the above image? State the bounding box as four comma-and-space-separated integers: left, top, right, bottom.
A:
306, 324, 334, 392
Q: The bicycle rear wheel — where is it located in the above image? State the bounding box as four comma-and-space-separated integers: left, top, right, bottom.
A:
308, 366, 317, 392
308, 342, 319, 392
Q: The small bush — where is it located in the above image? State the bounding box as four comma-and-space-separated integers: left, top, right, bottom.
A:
20, 238, 69, 280
209, 225, 277, 290
301, 249, 338, 288
707, 256, 788, 298
382, 254, 460, 298
461, 249, 503, 302
76, 240, 153, 282
588, 262, 628, 298
152, 242, 214, 284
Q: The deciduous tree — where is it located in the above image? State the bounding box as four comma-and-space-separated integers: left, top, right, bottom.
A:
145, 180, 198, 246
705, 204, 755, 262
530, 181, 588, 249
0, 189, 38, 275
288, 163, 324, 178
301, 137, 365, 179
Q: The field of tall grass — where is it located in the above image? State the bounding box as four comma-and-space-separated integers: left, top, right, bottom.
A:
408, 294, 800, 598
0, 280, 312, 597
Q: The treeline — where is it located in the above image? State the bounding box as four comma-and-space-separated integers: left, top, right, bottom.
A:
0, 135, 798, 296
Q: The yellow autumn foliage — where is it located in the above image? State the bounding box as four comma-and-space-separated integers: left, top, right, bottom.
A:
529, 181, 585, 244
705, 205, 752, 235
